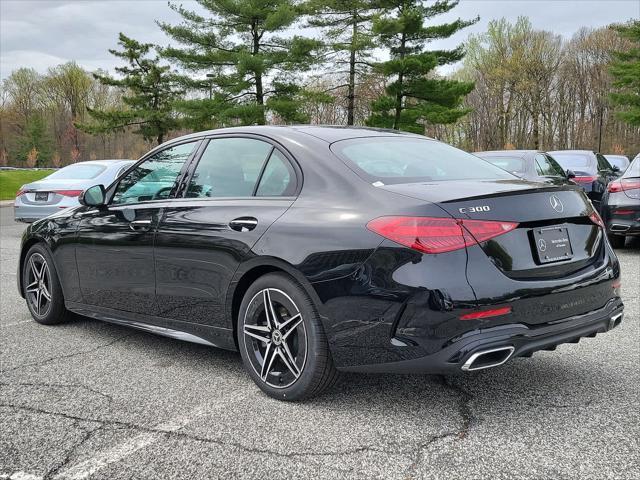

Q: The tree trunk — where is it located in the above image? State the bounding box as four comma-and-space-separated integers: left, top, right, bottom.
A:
347, 13, 358, 126
252, 22, 266, 125
393, 34, 407, 130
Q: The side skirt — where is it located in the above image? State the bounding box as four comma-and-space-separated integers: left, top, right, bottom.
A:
66, 302, 238, 351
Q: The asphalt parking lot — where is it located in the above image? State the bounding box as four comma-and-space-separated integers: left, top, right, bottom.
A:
1, 205, 638, 480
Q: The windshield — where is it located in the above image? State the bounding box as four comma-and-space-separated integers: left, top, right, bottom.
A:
47, 163, 107, 180
549, 152, 593, 171
331, 138, 516, 184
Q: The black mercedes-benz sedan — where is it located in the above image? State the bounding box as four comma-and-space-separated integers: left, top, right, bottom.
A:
474, 149, 573, 185
601, 155, 640, 248
548, 150, 620, 212
18, 126, 624, 400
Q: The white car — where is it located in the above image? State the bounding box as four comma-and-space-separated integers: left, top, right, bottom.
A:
14, 160, 134, 222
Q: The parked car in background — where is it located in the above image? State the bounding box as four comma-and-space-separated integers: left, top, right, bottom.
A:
17, 126, 623, 401
548, 150, 620, 212
604, 154, 630, 173
474, 150, 573, 185
601, 155, 640, 248
14, 160, 134, 222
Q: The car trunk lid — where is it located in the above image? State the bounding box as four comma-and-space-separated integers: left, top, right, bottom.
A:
379, 180, 603, 279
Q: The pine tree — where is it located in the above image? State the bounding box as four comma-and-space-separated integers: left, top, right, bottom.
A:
306, 0, 379, 125
77, 33, 183, 145
367, 0, 478, 133
158, 0, 321, 126
609, 20, 640, 126
14, 115, 54, 167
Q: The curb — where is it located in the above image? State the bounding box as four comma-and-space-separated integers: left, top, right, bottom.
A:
0, 200, 14, 207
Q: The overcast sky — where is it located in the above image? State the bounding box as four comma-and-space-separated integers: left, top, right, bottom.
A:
1, 0, 639, 80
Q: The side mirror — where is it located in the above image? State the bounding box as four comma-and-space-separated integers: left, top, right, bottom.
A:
79, 184, 106, 207
566, 169, 576, 179
612, 165, 621, 173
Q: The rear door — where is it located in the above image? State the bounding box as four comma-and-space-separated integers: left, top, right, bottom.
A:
154, 136, 299, 331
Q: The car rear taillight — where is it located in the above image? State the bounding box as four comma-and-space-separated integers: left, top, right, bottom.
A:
16, 188, 27, 197
459, 306, 512, 320
53, 190, 83, 197
589, 210, 605, 228
574, 175, 597, 183
608, 178, 640, 192
366, 216, 518, 254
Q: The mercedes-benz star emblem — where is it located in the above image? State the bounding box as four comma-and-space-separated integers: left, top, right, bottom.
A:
538, 238, 547, 252
549, 195, 564, 213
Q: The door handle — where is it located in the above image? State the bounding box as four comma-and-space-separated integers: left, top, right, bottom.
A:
229, 217, 258, 232
129, 219, 152, 231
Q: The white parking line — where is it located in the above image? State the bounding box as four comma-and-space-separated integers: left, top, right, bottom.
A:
54, 406, 208, 480
1, 320, 33, 328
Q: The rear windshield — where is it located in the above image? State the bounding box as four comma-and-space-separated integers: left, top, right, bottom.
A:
623, 157, 640, 178
549, 152, 593, 171
331, 137, 515, 184
47, 164, 107, 180
605, 156, 629, 170
476, 155, 525, 175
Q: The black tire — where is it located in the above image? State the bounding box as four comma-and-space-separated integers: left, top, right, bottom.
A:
237, 272, 339, 401
608, 234, 626, 249
22, 243, 72, 325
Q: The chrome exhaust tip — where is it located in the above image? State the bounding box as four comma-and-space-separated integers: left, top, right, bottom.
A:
461, 346, 515, 372
609, 313, 623, 330
610, 224, 630, 232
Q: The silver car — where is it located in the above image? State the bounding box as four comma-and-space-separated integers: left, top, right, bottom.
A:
14, 160, 134, 222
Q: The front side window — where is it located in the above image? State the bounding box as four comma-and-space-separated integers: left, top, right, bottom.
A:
112, 142, 197, 205
331, 137, 515, 184
534, 154, 565, 177
186, 138, 272, 198
596, 153, 613, 172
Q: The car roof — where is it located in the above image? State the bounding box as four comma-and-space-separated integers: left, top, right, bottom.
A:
548, 150, 595, 155
64, 159, 134, 166
159, 125, 427, 146
475, 150, 541, 157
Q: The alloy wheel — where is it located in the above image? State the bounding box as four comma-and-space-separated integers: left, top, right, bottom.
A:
242, 288, 308, 389
25, 252, 52, 318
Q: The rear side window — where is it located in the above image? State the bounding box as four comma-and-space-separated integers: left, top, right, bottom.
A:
256, 150, 297, 196
331, 138, 515, 184
186, 138, 272, 198
534, 154, 565, 177
47, 164, 106, 180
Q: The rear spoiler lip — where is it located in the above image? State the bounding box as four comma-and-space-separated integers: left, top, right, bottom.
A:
439, 184, 584, 204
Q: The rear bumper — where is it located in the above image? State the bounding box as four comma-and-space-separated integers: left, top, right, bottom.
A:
341, 298, 624, 374
14, 204, 70, 222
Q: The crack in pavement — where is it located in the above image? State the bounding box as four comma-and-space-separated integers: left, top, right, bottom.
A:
0, 403, 456, 463
0, 382, 114, 405
0, 334, 132, 374
439, 376, 474, 439
42, 424, 104, 480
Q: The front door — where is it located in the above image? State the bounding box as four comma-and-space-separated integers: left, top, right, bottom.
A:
154, 137, 299, 331
75, 140, 200, 316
